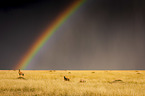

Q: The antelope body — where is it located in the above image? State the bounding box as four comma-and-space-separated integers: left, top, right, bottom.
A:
64, 76, 70, 81
18, 69, 24, 77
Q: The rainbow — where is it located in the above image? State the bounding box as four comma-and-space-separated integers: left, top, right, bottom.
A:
15, 0, 86, 70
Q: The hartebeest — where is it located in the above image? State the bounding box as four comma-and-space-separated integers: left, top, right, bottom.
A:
18, 69, 24, 77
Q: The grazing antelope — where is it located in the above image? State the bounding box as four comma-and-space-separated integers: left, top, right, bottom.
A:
80, 79, 86, 83
64, 76, 70, 81
18, 69, 24, 77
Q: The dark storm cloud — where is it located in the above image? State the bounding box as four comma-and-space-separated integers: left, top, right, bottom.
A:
0, 0, 74, 69
0, 0, 145, 70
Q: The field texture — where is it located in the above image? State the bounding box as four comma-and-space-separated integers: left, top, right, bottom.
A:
0, 70, 145, 96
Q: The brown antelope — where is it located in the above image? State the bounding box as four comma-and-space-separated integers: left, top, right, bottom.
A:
18, 69, 24, 77
64, 76, 70, 81
80, 79, 86, 83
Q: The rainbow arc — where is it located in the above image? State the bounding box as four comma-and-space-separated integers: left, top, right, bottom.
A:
15, 0, 86, 70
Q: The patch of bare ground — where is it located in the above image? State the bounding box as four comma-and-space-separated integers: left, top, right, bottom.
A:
109, 79, 124, 84
17, 77, 26, 80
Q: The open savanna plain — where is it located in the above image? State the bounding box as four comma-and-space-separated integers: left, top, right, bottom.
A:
0, 70, 145, 96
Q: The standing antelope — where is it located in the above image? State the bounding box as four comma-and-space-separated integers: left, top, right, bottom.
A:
18, 69, 24, 77
64, 76, 70, 81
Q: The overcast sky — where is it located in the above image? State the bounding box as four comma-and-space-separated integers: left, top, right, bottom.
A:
0, 0, 145, 70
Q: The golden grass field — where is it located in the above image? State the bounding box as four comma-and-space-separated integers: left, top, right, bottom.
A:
0, 70, 145, 96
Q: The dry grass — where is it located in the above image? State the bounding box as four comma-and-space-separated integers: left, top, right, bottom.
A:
0, 70, 145, 96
